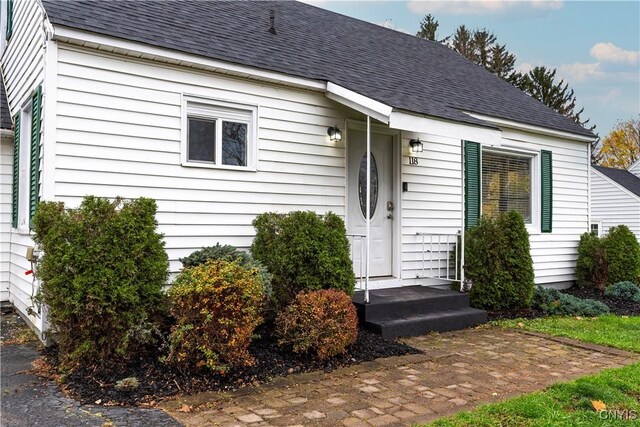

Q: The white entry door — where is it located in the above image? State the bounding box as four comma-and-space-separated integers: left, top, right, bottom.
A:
348, 130, 394, 278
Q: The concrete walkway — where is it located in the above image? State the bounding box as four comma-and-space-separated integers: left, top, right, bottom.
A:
164, 327, 637, 427
0, 313, 180, 427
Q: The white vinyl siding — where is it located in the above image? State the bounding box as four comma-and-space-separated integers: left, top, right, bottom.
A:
0, 0, 45, 113
400, 132, 463, 284
54, 46, 350, 276
400, 129, 590, 287
590, 168, 640, 239
0, 0, 46, 333
1, 136, 11, 301
629, 160, 640, 178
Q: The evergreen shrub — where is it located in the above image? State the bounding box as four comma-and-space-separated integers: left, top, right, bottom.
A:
32, 196, 169, 369
251, 211, 355, 310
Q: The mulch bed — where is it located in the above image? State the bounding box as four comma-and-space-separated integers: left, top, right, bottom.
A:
48, 324, 420, 406
562, 287, 640, 316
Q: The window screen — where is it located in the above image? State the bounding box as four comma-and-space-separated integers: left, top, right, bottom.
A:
188, 118, 216, 163
482, 151, 531, 222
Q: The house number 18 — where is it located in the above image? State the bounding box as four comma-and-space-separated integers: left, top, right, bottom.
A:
409, 157, 419, 165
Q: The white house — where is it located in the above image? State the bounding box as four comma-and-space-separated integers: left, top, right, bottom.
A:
591, 165, 640, 239
0, 0, 596, 337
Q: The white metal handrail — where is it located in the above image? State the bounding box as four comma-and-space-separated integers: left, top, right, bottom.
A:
347, 233, 368, 295
415, 232, 463, 288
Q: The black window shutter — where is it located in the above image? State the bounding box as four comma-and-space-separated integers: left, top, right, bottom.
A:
12, 113, 20, 228
464, 141, 481, 229
6, 0, 14, 39
541, 150, 553, 233
29, 86, 42, 225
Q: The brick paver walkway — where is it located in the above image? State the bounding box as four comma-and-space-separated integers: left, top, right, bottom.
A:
163, 327, 638, 426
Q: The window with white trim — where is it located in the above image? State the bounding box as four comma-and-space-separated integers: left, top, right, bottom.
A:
183, 98, 257, 170
16, 103, 33, 230
481, 150, 534, 224
591, 221, 602, 237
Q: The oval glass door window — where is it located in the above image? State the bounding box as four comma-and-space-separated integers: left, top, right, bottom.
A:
358, 152, 379, 219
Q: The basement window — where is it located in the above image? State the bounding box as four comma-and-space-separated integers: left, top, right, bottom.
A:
182, 97, 257, 170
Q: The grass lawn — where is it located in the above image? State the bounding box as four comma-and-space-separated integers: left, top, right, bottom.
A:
425, 363, 640, 426
422, 316, 640, 426
497, 315, 640, 353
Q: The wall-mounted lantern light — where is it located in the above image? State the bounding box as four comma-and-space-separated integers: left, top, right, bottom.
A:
409, 138, 423, 154
327, 125, 343, 142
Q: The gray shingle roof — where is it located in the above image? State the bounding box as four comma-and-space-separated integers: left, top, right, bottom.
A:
1, 78, 11, 130
593, 165, 640, 198
42, 0, 595, 138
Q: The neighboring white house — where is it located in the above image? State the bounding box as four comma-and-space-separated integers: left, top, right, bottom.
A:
591, 165, 640, 239
0, 0, 596, 337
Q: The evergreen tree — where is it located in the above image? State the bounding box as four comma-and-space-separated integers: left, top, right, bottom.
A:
518, 66, 596, 134
416, 14, 441, 42
451, 25, 474, 59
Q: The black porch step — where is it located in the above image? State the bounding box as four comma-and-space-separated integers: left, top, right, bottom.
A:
353, 286, 471, 322
352, 286, 487, 338
365, 307, 488, 339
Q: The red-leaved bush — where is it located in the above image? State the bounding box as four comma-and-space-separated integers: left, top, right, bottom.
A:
275, 289, 358, 360
167, 260, 264, 373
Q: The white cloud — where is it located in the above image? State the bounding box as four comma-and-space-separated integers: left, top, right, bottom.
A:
558, 62, 604, 82
558, 62, 637, 83
515, 62, 535, 74
590, 42, 640, 65
407, 0, 563, 15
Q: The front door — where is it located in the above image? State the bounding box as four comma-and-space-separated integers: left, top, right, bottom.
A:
348, 130, 394, 278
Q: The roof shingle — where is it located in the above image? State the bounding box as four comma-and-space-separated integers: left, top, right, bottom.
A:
593, 165, 640, 198
42, 0, 595, 138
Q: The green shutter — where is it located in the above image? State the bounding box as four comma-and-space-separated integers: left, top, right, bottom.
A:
11, 113, 20, 228
464, 141, 481, 229
541, 150, 553, 233
6, 0, 13, 39
29, 86, 42, 225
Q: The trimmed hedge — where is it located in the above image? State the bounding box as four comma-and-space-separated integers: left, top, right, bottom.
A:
465, 211, 535, 311
576, 225, 640, 289
276, 290, 358, 360
602, 225, 640, 285
604, 281, 640, 303
167, 260, 264, 373
251, 211, 356, 310
180, 243, 272, 299
576, 232, 608, 290
532, 287, 610, 317
32, 197, 169, 369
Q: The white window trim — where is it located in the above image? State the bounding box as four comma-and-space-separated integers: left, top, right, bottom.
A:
591, 220, 603, 237
181, 94, 259, 171
16, 101, 32, 234
481, 146, 540, 234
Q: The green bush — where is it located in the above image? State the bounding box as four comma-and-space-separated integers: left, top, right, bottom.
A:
604, 281, 640, 302
276, 290, 358, 360
532, 287, 610, 317
466, 211, 535, 311
167, 260, 264, 373
180, 243, 272, 298
575, 232, 608, 290
251, 211, 356, 310
32, 197, 169, 369
602, 225, 640, 285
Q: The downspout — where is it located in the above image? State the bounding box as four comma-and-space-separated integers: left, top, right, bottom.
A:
365, 115, 371, 303
460, 141, 465, 291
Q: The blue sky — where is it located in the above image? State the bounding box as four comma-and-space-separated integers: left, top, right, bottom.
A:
307, 0, 640, 137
